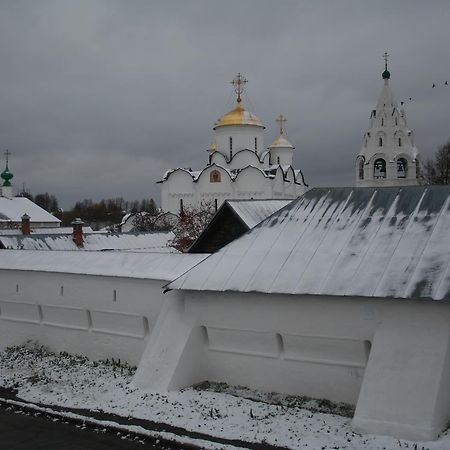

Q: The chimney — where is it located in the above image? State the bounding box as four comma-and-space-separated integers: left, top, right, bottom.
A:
72, 218, 84, 247
21, 213, 31, 235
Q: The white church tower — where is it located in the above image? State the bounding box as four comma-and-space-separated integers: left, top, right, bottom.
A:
356, 53, 421, 187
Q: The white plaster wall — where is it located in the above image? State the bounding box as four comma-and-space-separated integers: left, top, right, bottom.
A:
269, 147, 293, 166
135, 290, 450, 440
209, 152, 227, 167
227, 150, 261, 171
234, 167, 272, 199
0, 270, 166, 365
162, 170, 196, 214
215, 125, 264, 156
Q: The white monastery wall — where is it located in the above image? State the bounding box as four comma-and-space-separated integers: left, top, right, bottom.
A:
134, 290, 450, 441
0, 269, 166, 365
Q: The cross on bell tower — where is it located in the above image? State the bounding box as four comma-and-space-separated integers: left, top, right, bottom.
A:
276, 114, 287, 135
383, 51, 389, 71
4, 149, 11, 166
231, 73, 248, 103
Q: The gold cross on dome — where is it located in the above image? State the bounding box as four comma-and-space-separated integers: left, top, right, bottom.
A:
231, 73, 248, 103
276, 114, 287, 135
383, 51, 389, 70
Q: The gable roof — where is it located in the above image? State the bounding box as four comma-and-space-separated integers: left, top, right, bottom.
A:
0, 250, 208, 281
227, 199, 293, 228
188, 199, 293, 254
0, 231, 175, 252
0, 197, 60, 223
169, 186, 450, 301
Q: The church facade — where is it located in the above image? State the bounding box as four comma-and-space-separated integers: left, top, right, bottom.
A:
158, 74, 307, 214
356, 56, 422, 187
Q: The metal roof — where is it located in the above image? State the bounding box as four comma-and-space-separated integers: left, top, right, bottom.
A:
0, 197, 61, 223
169, 186, 450, 301
227, 199, 293, 229
0, 250, 208, 281
0, 231, 175, 252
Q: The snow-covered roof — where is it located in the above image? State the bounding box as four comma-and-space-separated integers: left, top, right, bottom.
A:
0, 250, 208, 281
169, 186, 450, 301
0, 231, 175, 252
0, 197, 60, 223
227, 199, 293, 228
0, 226, 93, 236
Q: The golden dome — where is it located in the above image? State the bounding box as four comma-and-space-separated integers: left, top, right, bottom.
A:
214, 103, 264, 129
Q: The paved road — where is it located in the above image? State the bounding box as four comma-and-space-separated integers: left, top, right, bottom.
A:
0, 404, 191, 450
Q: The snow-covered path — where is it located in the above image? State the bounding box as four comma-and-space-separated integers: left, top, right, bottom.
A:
0, 343, 448, 450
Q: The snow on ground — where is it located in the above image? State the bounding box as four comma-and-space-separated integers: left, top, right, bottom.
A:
0, 342, 448, 450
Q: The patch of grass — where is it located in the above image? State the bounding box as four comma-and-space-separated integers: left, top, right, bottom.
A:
192, 380, 355, 418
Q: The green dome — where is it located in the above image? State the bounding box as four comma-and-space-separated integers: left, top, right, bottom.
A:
382, 69, 391, 80
1, 165, 13, 187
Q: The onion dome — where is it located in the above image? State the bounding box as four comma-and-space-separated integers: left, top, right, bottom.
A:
1, 164, 13, 187
270, 134, 294, 149
214, 103, 264, 129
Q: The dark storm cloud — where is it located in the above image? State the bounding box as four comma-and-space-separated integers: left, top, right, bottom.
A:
1, 0, 449, 207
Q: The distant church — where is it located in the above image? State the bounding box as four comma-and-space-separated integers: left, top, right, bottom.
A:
158, 74, 307, 214
356, 54, 422, 186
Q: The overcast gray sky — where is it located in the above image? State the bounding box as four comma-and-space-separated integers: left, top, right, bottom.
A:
1, 0, 449, 208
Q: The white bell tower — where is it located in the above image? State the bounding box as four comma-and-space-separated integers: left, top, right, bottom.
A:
356, 53, 421, 187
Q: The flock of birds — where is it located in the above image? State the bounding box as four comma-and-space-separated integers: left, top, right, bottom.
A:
400, 80, 448, 105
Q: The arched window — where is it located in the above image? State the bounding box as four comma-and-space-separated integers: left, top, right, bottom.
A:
210, 170, 221, 183
358, 160, 364, 180
397, 158, 407, 178
254, 137, 258, 151
378, 137, 383, 147
374, 158, 386, 179
395, 117, 398, 126
381, 118, 384, 126
229, 136, 233, 150
398, 137, 402, 147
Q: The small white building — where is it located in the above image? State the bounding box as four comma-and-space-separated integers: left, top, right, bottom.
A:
0, 155, 61, 229
356, 56, 421, 186
159, 74, 307, 214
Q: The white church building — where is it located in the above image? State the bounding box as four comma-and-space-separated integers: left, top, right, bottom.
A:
356, 55, 421, 187
158, 74, 307, 214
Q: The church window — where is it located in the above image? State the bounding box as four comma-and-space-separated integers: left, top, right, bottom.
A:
374, 158, 386, 179
395, 117, 398, 126
179, 199, 184, 213
381, 118, 384, 126
254, 137, 258, 151
229, 136, 233, 150
210, 170, 221, 183
378, 137, 383, 147
398, 137, 402, 147
277, 156, 280, 164
397, 158, 407, 178
358, 160, 364, 180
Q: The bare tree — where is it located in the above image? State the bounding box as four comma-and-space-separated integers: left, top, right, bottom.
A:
169, 201, 216, 252
424, 139, 450, 185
